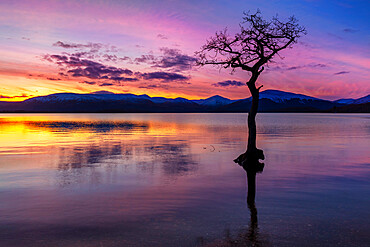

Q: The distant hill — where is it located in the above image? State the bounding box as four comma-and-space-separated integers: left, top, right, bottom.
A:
193, 95, 236, 107
0, 90, 369, 113
258, 89, 319, 102
328, 103, 370, 113
333, 98, 355, 104
219, 90, 336, 112
352, 95, 370, 105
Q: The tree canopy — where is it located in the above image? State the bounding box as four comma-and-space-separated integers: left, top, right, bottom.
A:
196, 10, 306, 75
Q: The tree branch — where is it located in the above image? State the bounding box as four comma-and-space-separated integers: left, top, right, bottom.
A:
196, 10, 306, 77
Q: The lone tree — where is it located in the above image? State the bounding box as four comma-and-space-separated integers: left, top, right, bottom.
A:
196, 10, 306, 165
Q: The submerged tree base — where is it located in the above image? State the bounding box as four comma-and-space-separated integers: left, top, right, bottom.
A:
234, 148, 265, 173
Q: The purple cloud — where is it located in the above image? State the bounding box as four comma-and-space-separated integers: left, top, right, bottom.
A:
102, 54, 130, 62
269, 63, 327, 71
157, 34, 168, 40
155, 48, 197, 71
43, 41, 192, 87
138, 71, 189, 82
134, 48, 197, 72
134, 55, 155, 63
79, 81, 117, 87
53, 41, 104, 52
52, 41, 127, 63
81, 81, 97, 85
110, 77, 138, 82
343, 28, 358, 33
212, 80, 245, 87
334, 71, 350, 75
288, 63, 327, 70
99, 82, 115, 86
138, 84, 160, 89
44, 54, 135, 82
286, 66, 301, 70
46, 77, 61, 81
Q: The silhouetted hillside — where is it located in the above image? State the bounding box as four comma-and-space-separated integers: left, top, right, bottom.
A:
328, 102, 370, 113
0, 90, 369, 113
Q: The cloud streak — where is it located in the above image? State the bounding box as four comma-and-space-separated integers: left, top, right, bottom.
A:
0, 93, 30, 99
53, 41, 118, 53
343, 28, 358, 33
271, 63, 328, 71
212, 80, 245, 87
155, 48, 197, 71
157, 34, 168, 40
43, 54, 136, 83
334, 71, 350, 75
134, 48, 197, 72
138, 71, 190, 82
52, 41, 128, 63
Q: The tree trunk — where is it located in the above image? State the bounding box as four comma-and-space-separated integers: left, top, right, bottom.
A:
247, 76, 259, 151
233, 72, 264, 166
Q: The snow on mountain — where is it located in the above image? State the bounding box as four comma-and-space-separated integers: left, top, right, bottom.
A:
333, 98, 355, 104
90, 91, 115, 94
27, 92, 200, 106
352, 94, 370, 104
26, 93, 86, 102
334, 94, 370, 105
90, 93, 151, 102
193, 95, 235, 106
150, 97, 170, 103
150, 97, 193, 104
172, 97, 193, 103
26, 93, 151, 103
255, 90, 321, 103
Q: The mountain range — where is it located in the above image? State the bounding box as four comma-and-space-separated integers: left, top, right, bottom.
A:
0, 90, 369, 113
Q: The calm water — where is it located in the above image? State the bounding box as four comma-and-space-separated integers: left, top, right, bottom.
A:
0, 113, 369, 247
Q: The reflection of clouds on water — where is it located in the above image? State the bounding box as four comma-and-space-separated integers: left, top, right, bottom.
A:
144, 143, 197, 175
25, 120, 149, 133
55, 135, 197, 187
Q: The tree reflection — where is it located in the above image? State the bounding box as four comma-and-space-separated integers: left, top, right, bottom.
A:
225, 158, 266, 247
198, 158, 268, 246
242, 158, 265, 247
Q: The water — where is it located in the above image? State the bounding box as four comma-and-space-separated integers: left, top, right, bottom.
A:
0, 113, 369, 246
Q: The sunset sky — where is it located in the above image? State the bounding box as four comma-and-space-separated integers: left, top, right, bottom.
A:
0, 0, 369, 101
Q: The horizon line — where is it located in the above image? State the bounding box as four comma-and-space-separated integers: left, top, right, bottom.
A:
1, 89, 369, 103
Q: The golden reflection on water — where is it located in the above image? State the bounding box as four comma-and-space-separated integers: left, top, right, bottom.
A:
0, 114, 248, 178
0, 115, 214, 154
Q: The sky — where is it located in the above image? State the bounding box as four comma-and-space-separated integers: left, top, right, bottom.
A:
0, 0, 369, 101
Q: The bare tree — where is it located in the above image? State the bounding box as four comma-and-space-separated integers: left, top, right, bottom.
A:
196, 10, 306, 165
